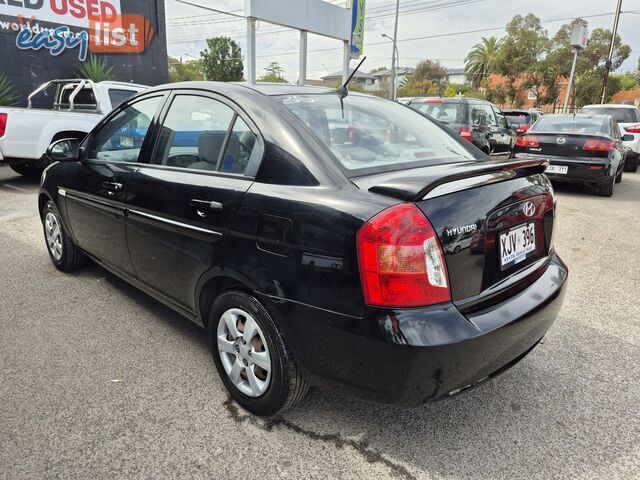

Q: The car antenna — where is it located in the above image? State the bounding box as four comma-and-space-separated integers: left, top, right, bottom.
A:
336, 56, 367, 118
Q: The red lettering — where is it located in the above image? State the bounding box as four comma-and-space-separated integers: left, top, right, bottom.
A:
86, 0, 100, 20
49, 0, 67, 15
100, 1, 117, 23
68, 0, 86, 19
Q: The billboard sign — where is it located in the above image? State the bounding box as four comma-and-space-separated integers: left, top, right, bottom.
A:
350, 0, 365, 59
0, 0, 121, 29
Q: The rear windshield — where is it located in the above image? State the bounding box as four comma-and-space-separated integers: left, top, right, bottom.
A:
531, 115, 610, 135
504, 112, 532, 125
581, 107, 639, 124
408, 100, 464, 124
278, 94, 475, 175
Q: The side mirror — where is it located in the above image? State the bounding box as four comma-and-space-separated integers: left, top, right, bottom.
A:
622, 134, 634, 142
509, 122, 520, 130
47, 138, 80, 162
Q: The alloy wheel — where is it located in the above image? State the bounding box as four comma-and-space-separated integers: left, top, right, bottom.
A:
216, 308, 272, 397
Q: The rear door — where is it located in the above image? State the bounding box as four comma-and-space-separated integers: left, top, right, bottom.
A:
492, 107, 515, 157
63, 94, 166, 276
125, 90, 262, 313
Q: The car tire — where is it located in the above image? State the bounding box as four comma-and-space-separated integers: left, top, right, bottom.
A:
615, 168, 623, 184
10, 163, 44, 178
598, 178, 615, 197
41, 201, 88, 271
625, 158, 639, 173
209, 290, 309, 416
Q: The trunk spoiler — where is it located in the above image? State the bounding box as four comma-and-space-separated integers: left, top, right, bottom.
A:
367, 158, 549, 201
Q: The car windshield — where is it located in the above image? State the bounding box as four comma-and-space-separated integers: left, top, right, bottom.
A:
581, 107, 639, 124
531, 115, 610, 135
277, 94, 475, 175
504, 112, 532, 125
408, 100, 464, 124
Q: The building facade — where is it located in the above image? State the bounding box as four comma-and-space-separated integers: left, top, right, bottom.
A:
0, 0, 168, 106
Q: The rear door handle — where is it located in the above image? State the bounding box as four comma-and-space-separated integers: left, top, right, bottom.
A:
190, 199, 223, 212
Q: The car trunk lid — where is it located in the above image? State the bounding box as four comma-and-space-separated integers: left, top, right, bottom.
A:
353, 159, 555, 304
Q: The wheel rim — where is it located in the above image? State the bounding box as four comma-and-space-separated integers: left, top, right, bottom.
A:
216, 308, 272, 398
44, 211, 63, 261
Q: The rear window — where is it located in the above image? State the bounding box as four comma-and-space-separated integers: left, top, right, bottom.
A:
504, 112, 532, 125
108, 89, 137, 108
408, 100, 464, 124
278, 94, 476, 175
580, 107, 639, 124
532, 115, 610, 135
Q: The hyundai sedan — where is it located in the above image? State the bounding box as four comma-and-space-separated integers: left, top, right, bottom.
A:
39, 83, 568, 416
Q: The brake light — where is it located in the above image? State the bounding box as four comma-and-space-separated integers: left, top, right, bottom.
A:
0, 114, 7, 138
348, 127, 357, 144
424, 99, 443, 104
583, 140, 615, 151
357, 204, 450, 307
624, 125, 640, 134
516, 125, 531, 134
515, 135, 539, 147
459, 127, 472, 142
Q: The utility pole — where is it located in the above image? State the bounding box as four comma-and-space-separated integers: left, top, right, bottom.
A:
600, 0, 623, 104
389, 0, 400, 101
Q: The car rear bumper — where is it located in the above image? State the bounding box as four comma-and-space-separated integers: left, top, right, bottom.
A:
516, 154, 614, 185
262, 252, 568, 406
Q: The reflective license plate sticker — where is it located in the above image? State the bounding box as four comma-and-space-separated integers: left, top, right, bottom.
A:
546, 165, 568, 174
500, 223, 536, 270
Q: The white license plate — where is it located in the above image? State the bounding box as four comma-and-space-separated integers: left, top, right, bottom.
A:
499, 223, 536, 270
546, 165, 568, 175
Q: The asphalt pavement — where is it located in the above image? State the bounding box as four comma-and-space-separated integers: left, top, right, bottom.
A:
0, 166, 638, 479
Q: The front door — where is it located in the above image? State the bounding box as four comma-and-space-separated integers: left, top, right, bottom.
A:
125, 92, 262, 313
64, 95, 165, 276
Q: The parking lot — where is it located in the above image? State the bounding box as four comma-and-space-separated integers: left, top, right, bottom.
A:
0, 165, 638, 480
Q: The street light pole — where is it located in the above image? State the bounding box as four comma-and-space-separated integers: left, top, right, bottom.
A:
389, 0, 400, 101
600, 0, 623, 104
382, 34, 400, 99
563, 48, 579, 113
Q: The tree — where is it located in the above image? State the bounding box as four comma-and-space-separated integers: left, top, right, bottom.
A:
168, 56, 204, 82
258, 62, 286, 83
77, 55, 115, 82
398, 60, 447, 96
0, 73, 18, 106
200, 37, 244, 82
465, 37, 503, 88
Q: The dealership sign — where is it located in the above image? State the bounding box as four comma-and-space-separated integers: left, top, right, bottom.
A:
1, 1, 155, 61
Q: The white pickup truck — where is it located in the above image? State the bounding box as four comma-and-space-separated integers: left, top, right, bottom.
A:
0, 79, 148, 177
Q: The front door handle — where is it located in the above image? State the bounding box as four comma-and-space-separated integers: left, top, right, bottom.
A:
190, 199, 223, 212
103, 182, 123, 195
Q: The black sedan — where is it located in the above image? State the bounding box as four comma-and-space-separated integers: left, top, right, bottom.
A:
513, 113, 630, 197
39, 82, 568, 416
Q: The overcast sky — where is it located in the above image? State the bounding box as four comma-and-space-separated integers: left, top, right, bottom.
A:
164, 0, 640, 81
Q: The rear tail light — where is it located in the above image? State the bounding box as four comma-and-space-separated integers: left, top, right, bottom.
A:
589, 165, 604, 170
0, 114, 7, 138
515, 135, 539, 147
624, 125, 640, 134
459, 127, 472, 142
516, 125, 531, 134
357, 204, 450, 308
583, 140, 615, 151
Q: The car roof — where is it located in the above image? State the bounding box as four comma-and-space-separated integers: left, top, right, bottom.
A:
145, 81, 337, 97
582, 104, 638, 109
541, 113, 612, 120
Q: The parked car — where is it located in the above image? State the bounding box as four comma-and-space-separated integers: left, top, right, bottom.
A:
503, 109, 543, 135
513, 113, 630, 197
406, 97, 517, 159
0, 79, 147, 177
580, 104, 640, 172
39, 83, 568, 416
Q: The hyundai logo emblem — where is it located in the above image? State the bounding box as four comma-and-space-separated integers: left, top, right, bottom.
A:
523, 201, 536, 217
556, 137, 566, 144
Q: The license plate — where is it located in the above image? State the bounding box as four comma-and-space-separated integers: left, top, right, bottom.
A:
499, 223, 536, 270
546, 165, 568, 175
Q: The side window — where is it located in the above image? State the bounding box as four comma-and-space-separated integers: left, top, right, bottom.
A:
155, 95, 255, 174
108, 89, 137, 108
220, 117, 257, 174
87, 96, 163, 163
471, 105, 495, 127
493, 108, 508, 129
482, 105, 497, 127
